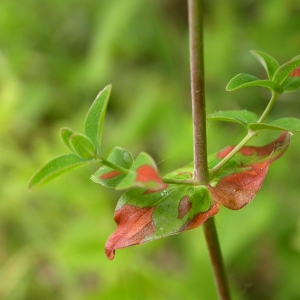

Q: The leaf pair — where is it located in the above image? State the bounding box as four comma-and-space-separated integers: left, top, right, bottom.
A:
104, 132, 290, 259
227, 50, 300, 93
91, 148, 166, 191
208, 110, 300, 133
28, 85, 112, 190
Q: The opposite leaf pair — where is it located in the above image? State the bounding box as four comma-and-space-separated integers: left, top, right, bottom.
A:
102, 132, 290, 259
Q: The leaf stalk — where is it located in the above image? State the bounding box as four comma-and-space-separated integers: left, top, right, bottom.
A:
100, 158, 130, 175
258, 91, 278, 123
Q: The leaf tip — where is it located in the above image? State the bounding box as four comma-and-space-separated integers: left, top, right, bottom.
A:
105, 205, 156, 259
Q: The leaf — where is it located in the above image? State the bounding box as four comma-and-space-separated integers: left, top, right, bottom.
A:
208, 132, 290, 210
226, 73, 283, 93
282, 76, 300, 93
116, 152, 166, 191
28, 154, 93, 190
105, 182, 219, 260
84, 84, 112, 155
69, 133, 97, 159
59, 127, 74, 151
272, 55, 300, 84
248, 118, 300, 132
207, 110, 258, 127
250, 50, 280, 79
91, 147, 133, 188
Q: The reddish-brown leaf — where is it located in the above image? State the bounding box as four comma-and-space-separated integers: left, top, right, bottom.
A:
209, 132, 290, 210
105, 205, 156, 260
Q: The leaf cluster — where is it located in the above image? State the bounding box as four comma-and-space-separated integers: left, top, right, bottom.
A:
208, 51, 300, 132
28, 51, 300, 260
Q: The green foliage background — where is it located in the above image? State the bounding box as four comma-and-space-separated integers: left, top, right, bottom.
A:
1, 0, 300, 299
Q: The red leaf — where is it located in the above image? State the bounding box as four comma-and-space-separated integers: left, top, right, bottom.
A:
105, 205, 156, 260
209, 132, 290, 210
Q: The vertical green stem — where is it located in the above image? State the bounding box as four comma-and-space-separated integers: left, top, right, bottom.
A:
188, 1, 231, 299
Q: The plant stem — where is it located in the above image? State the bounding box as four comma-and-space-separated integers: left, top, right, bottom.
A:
258, 91, 278, 123
188, 0, 209, 185
203, 218, 231, 300
188, 1, 231, 299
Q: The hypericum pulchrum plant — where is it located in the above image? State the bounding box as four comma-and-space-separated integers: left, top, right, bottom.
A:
28, 3, 300, 299
28, 51, 300, 258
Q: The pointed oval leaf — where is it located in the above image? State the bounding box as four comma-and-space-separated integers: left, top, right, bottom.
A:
105, 184, 219, 260
207, 110, 258, 127
248, 118, 300, 132
69, 133, 96, 159
272, 55, 300, 84
250, 50, 280, 79
209, 132, 290, 210
84, 84, 112, 155
28, 154, 93, 190
91, 147, 133, 188
59, 127, 74, 151
226, 74, 283, 93
116, 152, 166, 191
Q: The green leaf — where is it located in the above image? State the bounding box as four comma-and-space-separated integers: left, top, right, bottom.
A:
248, 118, 300, 132
69, 133, 97, 159
59, 127, 74, 151
209, 132, 290, 209
116, 152, 166, 191
226, 73, 283, 93
105, 183, 219, 259
282, 76, 300, 93
84, 84, 112, 155
91, 147, 133, 188
28, 154, 93, 190
250, 50, 280, 79
272, 55, 300, 84
207, 110, 258, 127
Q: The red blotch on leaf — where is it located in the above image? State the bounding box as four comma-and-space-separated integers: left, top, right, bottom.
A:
135, 164, 167, 191
105, 205, 156, 260
290, 67, 300, 77
136, 165, 162, 183
209, 132, 290, 210
178, 195, 192, 219
100, 170, 121, 180
181, 202, 220, 231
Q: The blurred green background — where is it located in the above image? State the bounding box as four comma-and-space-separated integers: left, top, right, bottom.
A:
1, 0, 300, 299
